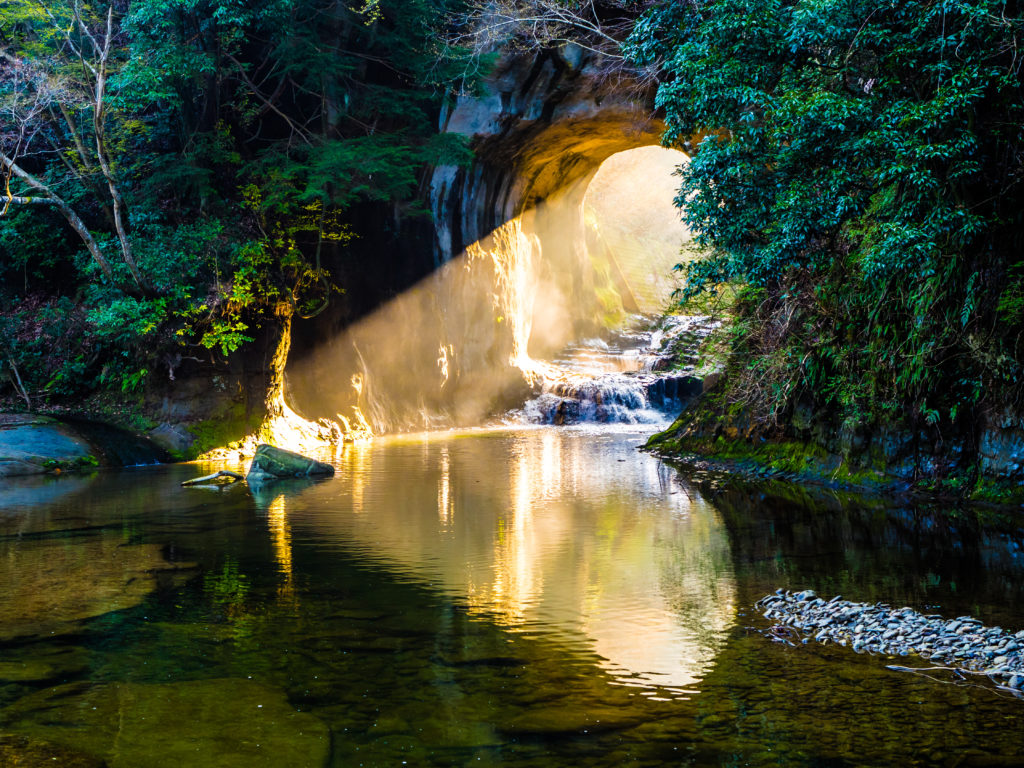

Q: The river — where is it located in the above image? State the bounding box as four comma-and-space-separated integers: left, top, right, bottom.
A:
1, 424, 1024, 767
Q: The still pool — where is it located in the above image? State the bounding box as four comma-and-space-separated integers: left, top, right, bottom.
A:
1, 426, 1023, 766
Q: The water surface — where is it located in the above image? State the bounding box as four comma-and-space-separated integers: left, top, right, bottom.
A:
1, 427, 1023, 766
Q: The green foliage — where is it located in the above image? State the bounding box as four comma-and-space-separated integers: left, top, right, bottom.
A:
627, 0, 1024, 430
2, 0, 471, 406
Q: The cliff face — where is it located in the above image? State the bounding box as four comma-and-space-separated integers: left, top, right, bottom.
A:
430, 46, 663, 263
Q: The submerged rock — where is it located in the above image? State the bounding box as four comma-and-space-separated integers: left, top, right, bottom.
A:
0, 733, 107, 768
0, 535, 193, 643
246, 444, 334, 483
0, 647, 90, 684
3, 678, 330, 768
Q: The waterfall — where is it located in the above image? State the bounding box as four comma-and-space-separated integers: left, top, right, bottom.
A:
506, 314, 717, 426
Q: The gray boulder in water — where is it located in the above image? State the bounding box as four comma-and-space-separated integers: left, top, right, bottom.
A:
246, 443, 334, 483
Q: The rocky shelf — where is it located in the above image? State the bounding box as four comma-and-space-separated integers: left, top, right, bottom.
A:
758, 589, 1024, 693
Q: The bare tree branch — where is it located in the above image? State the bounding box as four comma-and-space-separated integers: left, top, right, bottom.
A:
443, 0, 658, 92
0, 150, 116, 281
83, 4, 146, 292
225, 52, 314, 147
3, 2, 147, 292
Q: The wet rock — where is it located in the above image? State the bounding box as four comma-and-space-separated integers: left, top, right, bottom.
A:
3, 678, 330, 768
0, 415, 168, 474
246, 444, 334, 484
0, 417, 94, 476
147, 422, 194, 455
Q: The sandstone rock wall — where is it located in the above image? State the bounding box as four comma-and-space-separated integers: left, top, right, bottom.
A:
431, 46, 663, 262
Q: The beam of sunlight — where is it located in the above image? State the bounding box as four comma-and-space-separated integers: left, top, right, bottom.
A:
286, 146, 695, 437
193, 143, 700, 455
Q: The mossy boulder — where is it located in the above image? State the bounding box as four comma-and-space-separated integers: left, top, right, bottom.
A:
246, 444, 334, 484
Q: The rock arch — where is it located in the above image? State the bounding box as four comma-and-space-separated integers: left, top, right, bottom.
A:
429, 47, 664, 264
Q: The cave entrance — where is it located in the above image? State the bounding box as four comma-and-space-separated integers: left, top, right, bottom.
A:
510, 143, 695, 365
285, 143, 697, 436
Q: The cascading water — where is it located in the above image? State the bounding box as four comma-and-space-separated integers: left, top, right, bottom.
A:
506, 314, 718, 426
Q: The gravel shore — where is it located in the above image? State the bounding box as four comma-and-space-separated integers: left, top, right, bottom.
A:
758, 589, 1024, 692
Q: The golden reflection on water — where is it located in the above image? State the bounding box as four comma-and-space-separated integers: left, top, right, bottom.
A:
267, 495, 295, 600
470, 441, 541, 625
438, 446, 453, 527
335, 439, 372, 514
288, 428, 738, 697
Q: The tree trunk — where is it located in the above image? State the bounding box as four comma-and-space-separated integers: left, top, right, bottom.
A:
265, 304, 294, 421
91, 6, 146, 293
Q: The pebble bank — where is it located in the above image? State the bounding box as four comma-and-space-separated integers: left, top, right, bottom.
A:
758, 589, 1024, 692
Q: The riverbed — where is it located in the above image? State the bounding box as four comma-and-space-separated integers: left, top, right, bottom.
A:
1, 426, 1023, 766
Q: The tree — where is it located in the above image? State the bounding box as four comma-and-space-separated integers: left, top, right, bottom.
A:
446, 0, 657, 86
1, 1, 145, 292
1, 0, 473, 407
626, 0, 1024, 429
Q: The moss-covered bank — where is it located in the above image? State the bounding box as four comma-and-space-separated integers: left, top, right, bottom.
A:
647, 382, 1024, 508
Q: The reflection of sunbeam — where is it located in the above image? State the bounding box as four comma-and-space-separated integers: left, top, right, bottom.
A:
338, 440, 372, 514
438, 447, 453, 526
267, 495, 294, 600
291, 429, 738, 697
469, 439, 540, 624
